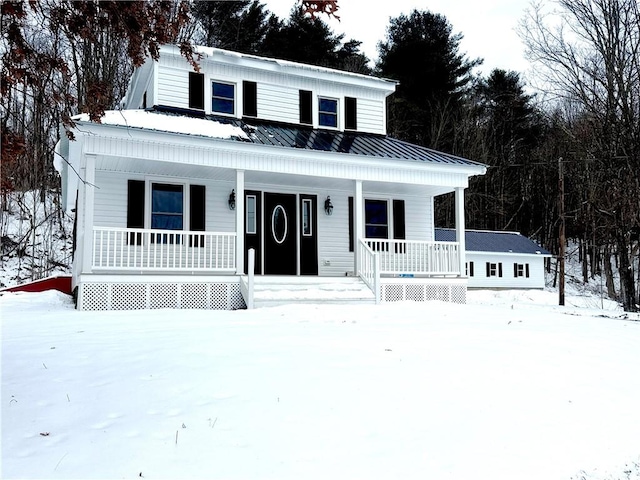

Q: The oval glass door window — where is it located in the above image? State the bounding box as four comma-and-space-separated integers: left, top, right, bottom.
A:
271, 205, 288, 244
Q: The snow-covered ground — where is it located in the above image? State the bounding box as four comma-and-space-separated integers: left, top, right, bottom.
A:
2, 288, 639, 480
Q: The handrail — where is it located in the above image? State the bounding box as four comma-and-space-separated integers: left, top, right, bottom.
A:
92, 227, 236, 272
357, 239, 380, 304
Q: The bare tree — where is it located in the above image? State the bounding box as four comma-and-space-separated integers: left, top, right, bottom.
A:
520, 0, 640, 311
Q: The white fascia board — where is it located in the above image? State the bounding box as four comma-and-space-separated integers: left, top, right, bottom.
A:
467, 251, 553, 258
76, 121, 483, 186
161, 44, 398, 96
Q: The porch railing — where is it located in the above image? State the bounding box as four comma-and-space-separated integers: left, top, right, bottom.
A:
92, 227, 236, 272
364, 239, 460, 276
357, 239, 380, 303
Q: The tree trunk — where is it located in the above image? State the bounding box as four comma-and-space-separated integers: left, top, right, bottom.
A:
616, 232, 638, 312
604, 248, 616, 299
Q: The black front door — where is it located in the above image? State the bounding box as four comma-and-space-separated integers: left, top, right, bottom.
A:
264, 193, 297, 275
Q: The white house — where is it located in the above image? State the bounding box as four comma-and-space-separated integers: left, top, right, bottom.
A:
56, 45, 487, 310
435, 229, 552, 289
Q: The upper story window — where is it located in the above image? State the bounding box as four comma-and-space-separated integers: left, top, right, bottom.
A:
318, 97, 338, 128
212, 81, 235, 115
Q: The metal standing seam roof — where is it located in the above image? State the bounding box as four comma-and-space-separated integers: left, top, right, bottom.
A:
150, 106, 485, 169
435, 228, 552, 255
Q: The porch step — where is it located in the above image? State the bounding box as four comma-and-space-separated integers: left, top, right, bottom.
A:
248, 276, 375, 308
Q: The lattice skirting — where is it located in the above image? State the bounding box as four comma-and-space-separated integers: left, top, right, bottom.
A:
380, 282, 466, 304
78, 281, 246, 311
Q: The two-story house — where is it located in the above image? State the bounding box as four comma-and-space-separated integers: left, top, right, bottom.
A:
56, 45, 487, 310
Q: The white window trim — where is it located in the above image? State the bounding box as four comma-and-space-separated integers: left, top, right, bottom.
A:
302, 198, 313, 237
246, 194, 257, 235
318, 96, 339, 129
211, 80, 237, 117
364, 197, 394, 240
145, 178, 189, 231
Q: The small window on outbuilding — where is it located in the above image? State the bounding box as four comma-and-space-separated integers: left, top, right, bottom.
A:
486, 262, 502, 277
466, 261, 474, 277
514, 263, 530, 278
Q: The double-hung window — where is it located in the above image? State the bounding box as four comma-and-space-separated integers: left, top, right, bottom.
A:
151, 183, 183, 243
212, 81, 235, 115
365, 199, 389, 239
318, 97, 338, 128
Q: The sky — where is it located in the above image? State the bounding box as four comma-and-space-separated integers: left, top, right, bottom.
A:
264, 0, 533, 77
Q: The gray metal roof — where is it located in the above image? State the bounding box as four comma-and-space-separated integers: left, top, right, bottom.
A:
435, 228, 552, 255
151, 106, 485, 169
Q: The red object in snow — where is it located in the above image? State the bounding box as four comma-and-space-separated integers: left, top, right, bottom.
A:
1, 276, 72, 295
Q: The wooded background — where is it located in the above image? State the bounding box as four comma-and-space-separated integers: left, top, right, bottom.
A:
1, 0, 639, 311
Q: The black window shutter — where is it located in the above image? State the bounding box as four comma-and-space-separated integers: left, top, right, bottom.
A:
514, 263, 518, 277
189, 72, 205, 110
190, 185, 206, 247
127, 180, 145, 245
243, 81, 257, 117
348, 196, 354, 252
392, 199, 405, 254
300, 90, 312, 125
469, 261, 474, 277
345, 97, 357, 130
486, 262, 490, 277
526, 264, 530, 278
498, 263, 503, 277
392, 200, 405, 239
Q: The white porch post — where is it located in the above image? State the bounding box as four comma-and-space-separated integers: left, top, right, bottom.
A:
235, 170, 245, 275
354, 180, 363, 274
455, 187, 466, 276
81, 154, 96, 274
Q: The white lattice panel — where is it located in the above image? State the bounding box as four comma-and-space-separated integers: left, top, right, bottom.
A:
150, 283, 178, 309
181, 284, 209, 309
78, 281, 246, 311
380, 282, 466, 304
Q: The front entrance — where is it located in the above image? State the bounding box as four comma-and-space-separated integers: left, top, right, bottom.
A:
264, 193, 297, 275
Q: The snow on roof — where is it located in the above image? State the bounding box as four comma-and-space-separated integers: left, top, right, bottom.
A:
72, 110, 249, 140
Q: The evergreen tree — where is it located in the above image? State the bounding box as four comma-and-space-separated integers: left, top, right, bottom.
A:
191, 1, 274, 55
376, 9, 480, 150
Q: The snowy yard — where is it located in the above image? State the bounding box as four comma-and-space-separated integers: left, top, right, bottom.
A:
2, 289, 639, 480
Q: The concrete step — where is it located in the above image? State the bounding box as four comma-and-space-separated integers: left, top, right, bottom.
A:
247, 277, 375, 308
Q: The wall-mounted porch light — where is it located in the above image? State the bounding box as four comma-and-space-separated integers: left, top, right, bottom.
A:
228, 189, 236, 210
324, 196, 333, 216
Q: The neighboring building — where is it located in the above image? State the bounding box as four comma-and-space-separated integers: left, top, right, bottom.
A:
435, 229, 552, 289
56, 45, 487, 310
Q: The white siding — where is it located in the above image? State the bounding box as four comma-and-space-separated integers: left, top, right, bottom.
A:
256, 83, 299, 124
93, 171, 235, 232
357, 98, 385, 134
154, 52, 389, 134
156, 67, 189, 109
467, 252, 547, 289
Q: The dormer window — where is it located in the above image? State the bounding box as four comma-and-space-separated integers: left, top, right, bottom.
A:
318, 97, 338, 128
212, 81, 235, 115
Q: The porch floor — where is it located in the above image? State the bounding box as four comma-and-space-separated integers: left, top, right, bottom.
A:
247, 276, 376, 308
